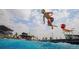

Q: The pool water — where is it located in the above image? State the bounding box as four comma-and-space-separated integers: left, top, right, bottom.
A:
0, 38, 79, 49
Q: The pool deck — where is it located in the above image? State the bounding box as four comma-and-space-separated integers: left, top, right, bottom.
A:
39, 39, 79, 44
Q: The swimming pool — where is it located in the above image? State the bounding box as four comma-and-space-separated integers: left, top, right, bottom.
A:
0, 38, 79, 49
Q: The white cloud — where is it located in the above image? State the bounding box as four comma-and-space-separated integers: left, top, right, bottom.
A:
0, 9, 30, 35
13, 22, 29, 34
0, 9, 14, 28
8, 9, 32, 21
53, 10, 69, 20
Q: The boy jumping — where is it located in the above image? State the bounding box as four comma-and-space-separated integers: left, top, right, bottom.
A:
41, 9, 56, 29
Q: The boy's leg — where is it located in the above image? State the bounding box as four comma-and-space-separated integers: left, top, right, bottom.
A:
51, 25, 54, 29
47, 19, 54, 29
48, 19, 52, 26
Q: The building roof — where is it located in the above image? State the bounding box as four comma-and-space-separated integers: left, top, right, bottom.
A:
0, 25, 13, 31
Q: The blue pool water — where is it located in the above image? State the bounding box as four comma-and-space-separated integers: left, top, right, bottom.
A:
0, 38, 79, 49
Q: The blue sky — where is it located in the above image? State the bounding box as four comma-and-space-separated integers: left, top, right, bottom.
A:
0, 9, 79, 39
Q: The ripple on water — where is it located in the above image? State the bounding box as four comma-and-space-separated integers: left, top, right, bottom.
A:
0, 39, 79, 49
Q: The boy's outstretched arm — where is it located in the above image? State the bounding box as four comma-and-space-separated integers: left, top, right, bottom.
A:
43, 15, 45, 24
